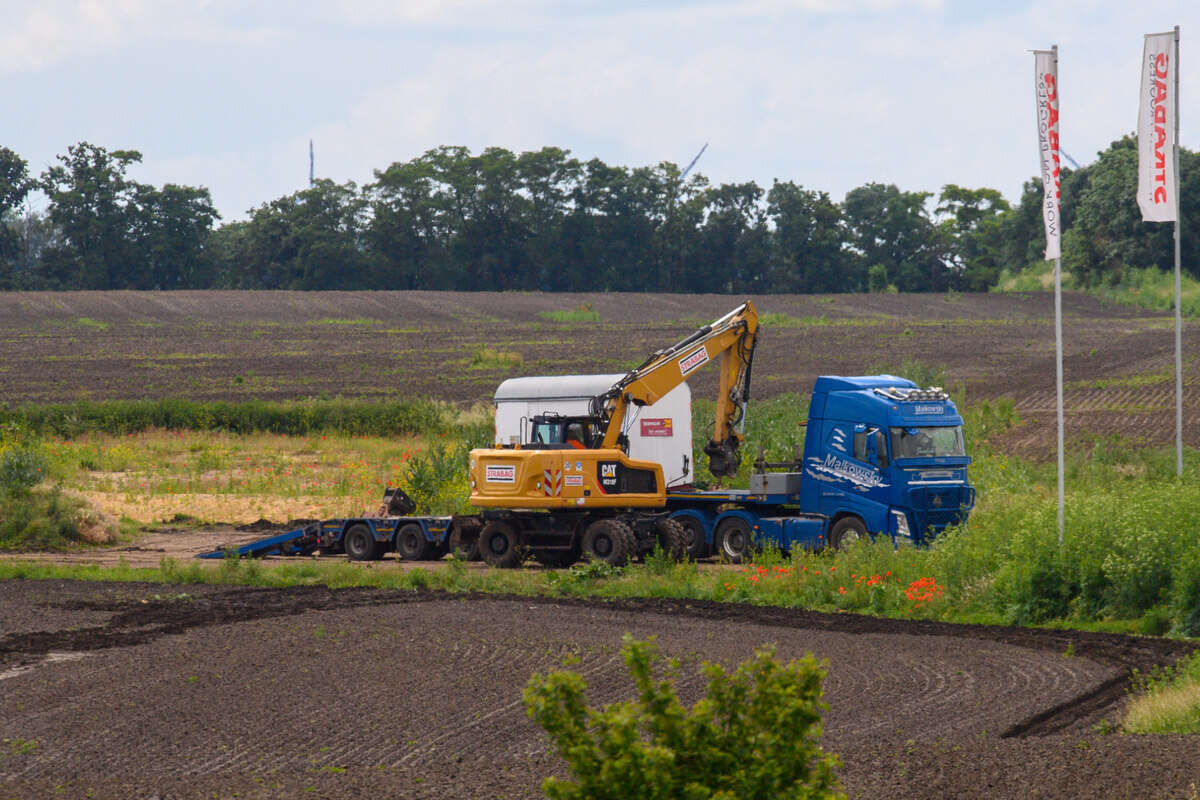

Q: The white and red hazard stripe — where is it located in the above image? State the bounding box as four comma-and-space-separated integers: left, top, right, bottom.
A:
543, 469, 563, 497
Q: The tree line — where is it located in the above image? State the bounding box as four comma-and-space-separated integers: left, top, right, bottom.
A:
0, 138, 1195, 293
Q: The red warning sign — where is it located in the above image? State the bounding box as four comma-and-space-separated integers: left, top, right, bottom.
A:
640, 418, 673, 437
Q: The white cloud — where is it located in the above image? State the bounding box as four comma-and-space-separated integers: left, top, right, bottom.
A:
0, 0, 282, 74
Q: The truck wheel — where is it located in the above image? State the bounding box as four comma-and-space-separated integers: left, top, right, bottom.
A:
675, 516, 708, 560
652, 519, 687, 562
395, 523, 431, 561
715, 517, 754, 564
448, 527, 481, 562
829, 517, 866, 551
582, 519, 632, 567
479, 521, 524, 568
343, 523, 380, 562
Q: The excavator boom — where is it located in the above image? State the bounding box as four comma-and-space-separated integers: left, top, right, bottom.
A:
595, 301, 758, 477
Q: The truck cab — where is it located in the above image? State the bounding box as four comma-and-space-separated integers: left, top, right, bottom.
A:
801, 375, 974, 545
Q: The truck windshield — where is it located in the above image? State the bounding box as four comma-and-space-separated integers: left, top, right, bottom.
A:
889, 426, 965, 458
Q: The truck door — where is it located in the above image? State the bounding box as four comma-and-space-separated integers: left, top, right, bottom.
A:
807, 421, 890, 531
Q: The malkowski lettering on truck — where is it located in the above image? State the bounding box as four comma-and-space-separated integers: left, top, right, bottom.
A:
678, 347, 709, 376
912, 404, 944, 415
806, 453, 888, 490
485, 465, 516, 483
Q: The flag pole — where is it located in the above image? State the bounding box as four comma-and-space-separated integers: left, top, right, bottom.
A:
1052, 44, 1065, 547
1174, 24, 1183, 478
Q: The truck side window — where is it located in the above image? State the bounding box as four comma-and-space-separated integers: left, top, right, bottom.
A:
853, 427, 888, 466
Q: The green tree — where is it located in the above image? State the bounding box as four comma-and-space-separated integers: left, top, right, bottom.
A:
138, 183, 220, 288
524, 635, 844, 800
766, 181, 853, 293
39, 143, 147, 288
690, 181, 770, 293
38, 142, 218, 289
842, 182, 945, 292
1062, 136, 1199, 286
0, 147, 32, 288
936, 184, 1011, 290
233, 179, 369, 289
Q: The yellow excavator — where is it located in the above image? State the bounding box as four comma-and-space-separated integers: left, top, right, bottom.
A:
466, 301, 759, 567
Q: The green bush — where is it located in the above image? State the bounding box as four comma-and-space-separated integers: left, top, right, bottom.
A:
523, 634, 843, 800
0, 446, 48, 496
1171, 550, 1200, 637
0, 489, 88, 550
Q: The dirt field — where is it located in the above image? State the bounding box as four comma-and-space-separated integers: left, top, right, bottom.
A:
0, 580, 1195, 799
1, 290, 1196, 459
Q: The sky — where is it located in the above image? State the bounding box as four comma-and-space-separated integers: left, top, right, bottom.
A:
3, 0, 1195, 223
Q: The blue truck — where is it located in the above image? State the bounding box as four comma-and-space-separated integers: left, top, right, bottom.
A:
199, 375, 973, 565
663, 375, 974, 562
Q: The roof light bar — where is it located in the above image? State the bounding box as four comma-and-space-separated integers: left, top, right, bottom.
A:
873, 386, 951, 402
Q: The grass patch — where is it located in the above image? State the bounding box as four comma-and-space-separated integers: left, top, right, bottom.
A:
310, 318, 379, 326
470, 348, 523, 370
538, 303, 601, 323
1067, 372, 1172, 391
995, 262, 1200, 317
74, 317, 110, 331
1125, 650, 1200, 734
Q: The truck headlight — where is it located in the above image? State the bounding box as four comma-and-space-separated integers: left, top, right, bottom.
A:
891, 510, 911, 539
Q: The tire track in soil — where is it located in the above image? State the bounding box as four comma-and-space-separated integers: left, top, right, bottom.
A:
2, 583, 1197, 799
1, 585, 1192, 745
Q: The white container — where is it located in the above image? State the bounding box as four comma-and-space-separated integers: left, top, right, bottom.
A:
493, 374, 694, 487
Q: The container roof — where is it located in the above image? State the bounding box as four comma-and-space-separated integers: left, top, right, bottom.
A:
494, 374, 626, 402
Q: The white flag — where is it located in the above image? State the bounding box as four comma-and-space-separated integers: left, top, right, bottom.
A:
1137, 31, 1178, 222
1034, 50, 1062, 260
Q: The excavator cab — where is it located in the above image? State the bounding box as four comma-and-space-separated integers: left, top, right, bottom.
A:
528, 414, 602, 450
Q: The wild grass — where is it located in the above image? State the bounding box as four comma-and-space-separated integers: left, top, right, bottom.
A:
469, 348, 524, 369
996, 261, 1200, 317
1124, 650, 1200, 734
539, 304, 602, 323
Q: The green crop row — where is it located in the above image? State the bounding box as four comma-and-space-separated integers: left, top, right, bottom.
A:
0, 397, 462, 438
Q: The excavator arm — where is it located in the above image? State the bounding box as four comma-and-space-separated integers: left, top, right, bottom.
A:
593, 301, 759, 478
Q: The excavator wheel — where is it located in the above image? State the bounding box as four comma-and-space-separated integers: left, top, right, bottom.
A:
652, 518, 687, 562
582, 519, 633, 567
479, 520, 524, 568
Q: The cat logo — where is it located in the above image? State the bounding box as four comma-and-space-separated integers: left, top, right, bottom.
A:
601, 464, 617, 478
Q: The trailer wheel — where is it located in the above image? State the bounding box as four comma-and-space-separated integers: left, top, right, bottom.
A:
829, 516, 866, 552
479, 521, 524, 568
715, 517, 754, 564
674, 516, 708, 560
343, 523, 380, 562
582, 519, 632, 567
396, 523, 431, 561
652, 518, 687, 562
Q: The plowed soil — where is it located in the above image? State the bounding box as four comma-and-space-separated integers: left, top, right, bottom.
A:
0, 290, 1196, 459
1, 580, 1196, 799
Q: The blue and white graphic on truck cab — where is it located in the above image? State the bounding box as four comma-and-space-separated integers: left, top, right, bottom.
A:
805, 453, 888, 490
828, 428, 848, 453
